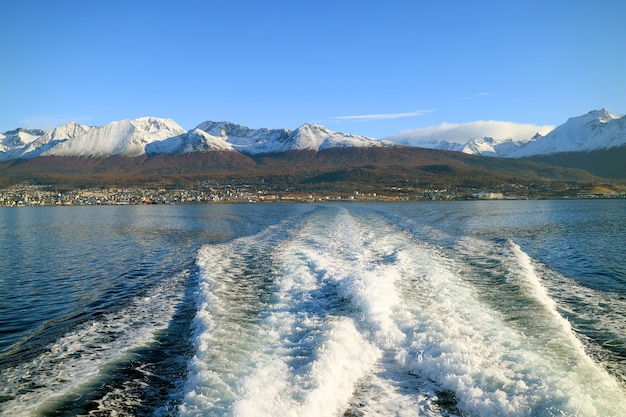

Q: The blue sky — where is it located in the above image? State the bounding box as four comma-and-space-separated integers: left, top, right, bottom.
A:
2, 0, 625, 142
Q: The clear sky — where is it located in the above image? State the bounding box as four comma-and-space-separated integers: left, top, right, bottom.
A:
2, 0, 625, 143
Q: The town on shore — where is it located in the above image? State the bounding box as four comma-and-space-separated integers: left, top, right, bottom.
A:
1, 179, 624, 207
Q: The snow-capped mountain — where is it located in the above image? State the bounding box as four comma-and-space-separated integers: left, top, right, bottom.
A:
0, 118, 397, 161
406, 134, 532, 157
393, 132, 532, 157
41, 117, 187, 158
460, 136, 528, 156
290, 123, 398, 151
193, 121, 398, 154
506, 109, 625, 157
0, 128, 45, 151
414, 109, 625, 158
149, 120, 397, 155
145, 129, 236, 155
194, 121, 292, 154
0, 118, 188, 161
404, 139, 464, 153
24, 121, 93, 159
0, 122, 89, 161
2, 109, 623, 162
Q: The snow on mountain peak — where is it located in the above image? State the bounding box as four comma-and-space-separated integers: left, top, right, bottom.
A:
289, 123, 332, 150
2, 109, 623, 161
0, 128, 46, 149
146, 128, 235, 155
194, 121, 292, 152
583, 108, 621, 124
195, 121, 242, 137
47, 121, 92, 141
410, 109, 625, 158
442, 136, 521, 157
508, 108, 626, 157
193, 121, 396, 154
290, 123, 398, 152
2, 117, 396, 160
183, 128, 234, 152
297, 123, 331, 134
460, 137, 498, 156
41, 117, 187, 157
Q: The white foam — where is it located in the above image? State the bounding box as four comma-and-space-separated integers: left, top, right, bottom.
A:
0, 272, 187, 416
401, 236, 626, 416
181, 206, 626, 417
182, 216, 382, 416
181, 244, 261, 415
232, 318, 380, 417
544, 268, 626, 383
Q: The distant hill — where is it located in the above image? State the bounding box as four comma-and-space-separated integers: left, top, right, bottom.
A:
526, 147, 626, 179
389, 109, 626, 179
0, 146, 599, 193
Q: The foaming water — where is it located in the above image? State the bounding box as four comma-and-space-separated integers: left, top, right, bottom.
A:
528, 259, 626, 386
182, 205, 626, 416
2, 201, 626, 415
0, 271, 188, 416
410, 237, 626, 416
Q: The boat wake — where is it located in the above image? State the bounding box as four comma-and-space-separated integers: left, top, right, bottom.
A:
182, 206, 626, 416
0, 271, 188, 416
3, 204, 625, 416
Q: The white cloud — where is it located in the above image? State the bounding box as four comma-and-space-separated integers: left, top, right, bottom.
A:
387, 120, 555, 145
333, 110, 434, 121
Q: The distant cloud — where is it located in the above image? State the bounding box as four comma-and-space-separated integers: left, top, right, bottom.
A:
450, 92, 494, 102
387, 120, 556, 145
333, 110, 434, 121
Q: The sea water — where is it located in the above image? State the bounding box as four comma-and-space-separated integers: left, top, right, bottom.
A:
1, 200, 625, 416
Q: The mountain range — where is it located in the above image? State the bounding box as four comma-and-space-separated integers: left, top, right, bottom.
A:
0, 109, 624, 191
0, 118, 399, 161
401, 109, 625, 159
2, 109, 624, 162
407, 109, 626, 179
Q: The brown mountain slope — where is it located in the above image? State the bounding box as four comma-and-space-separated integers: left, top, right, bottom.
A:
525, 146, 626, 179
0, 147, 601, 191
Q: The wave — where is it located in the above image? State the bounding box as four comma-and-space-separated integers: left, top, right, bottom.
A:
182, 206, 626, 416
0, 271, 188, 416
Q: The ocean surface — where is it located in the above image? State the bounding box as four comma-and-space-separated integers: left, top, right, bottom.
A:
1, 200, 625, 417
